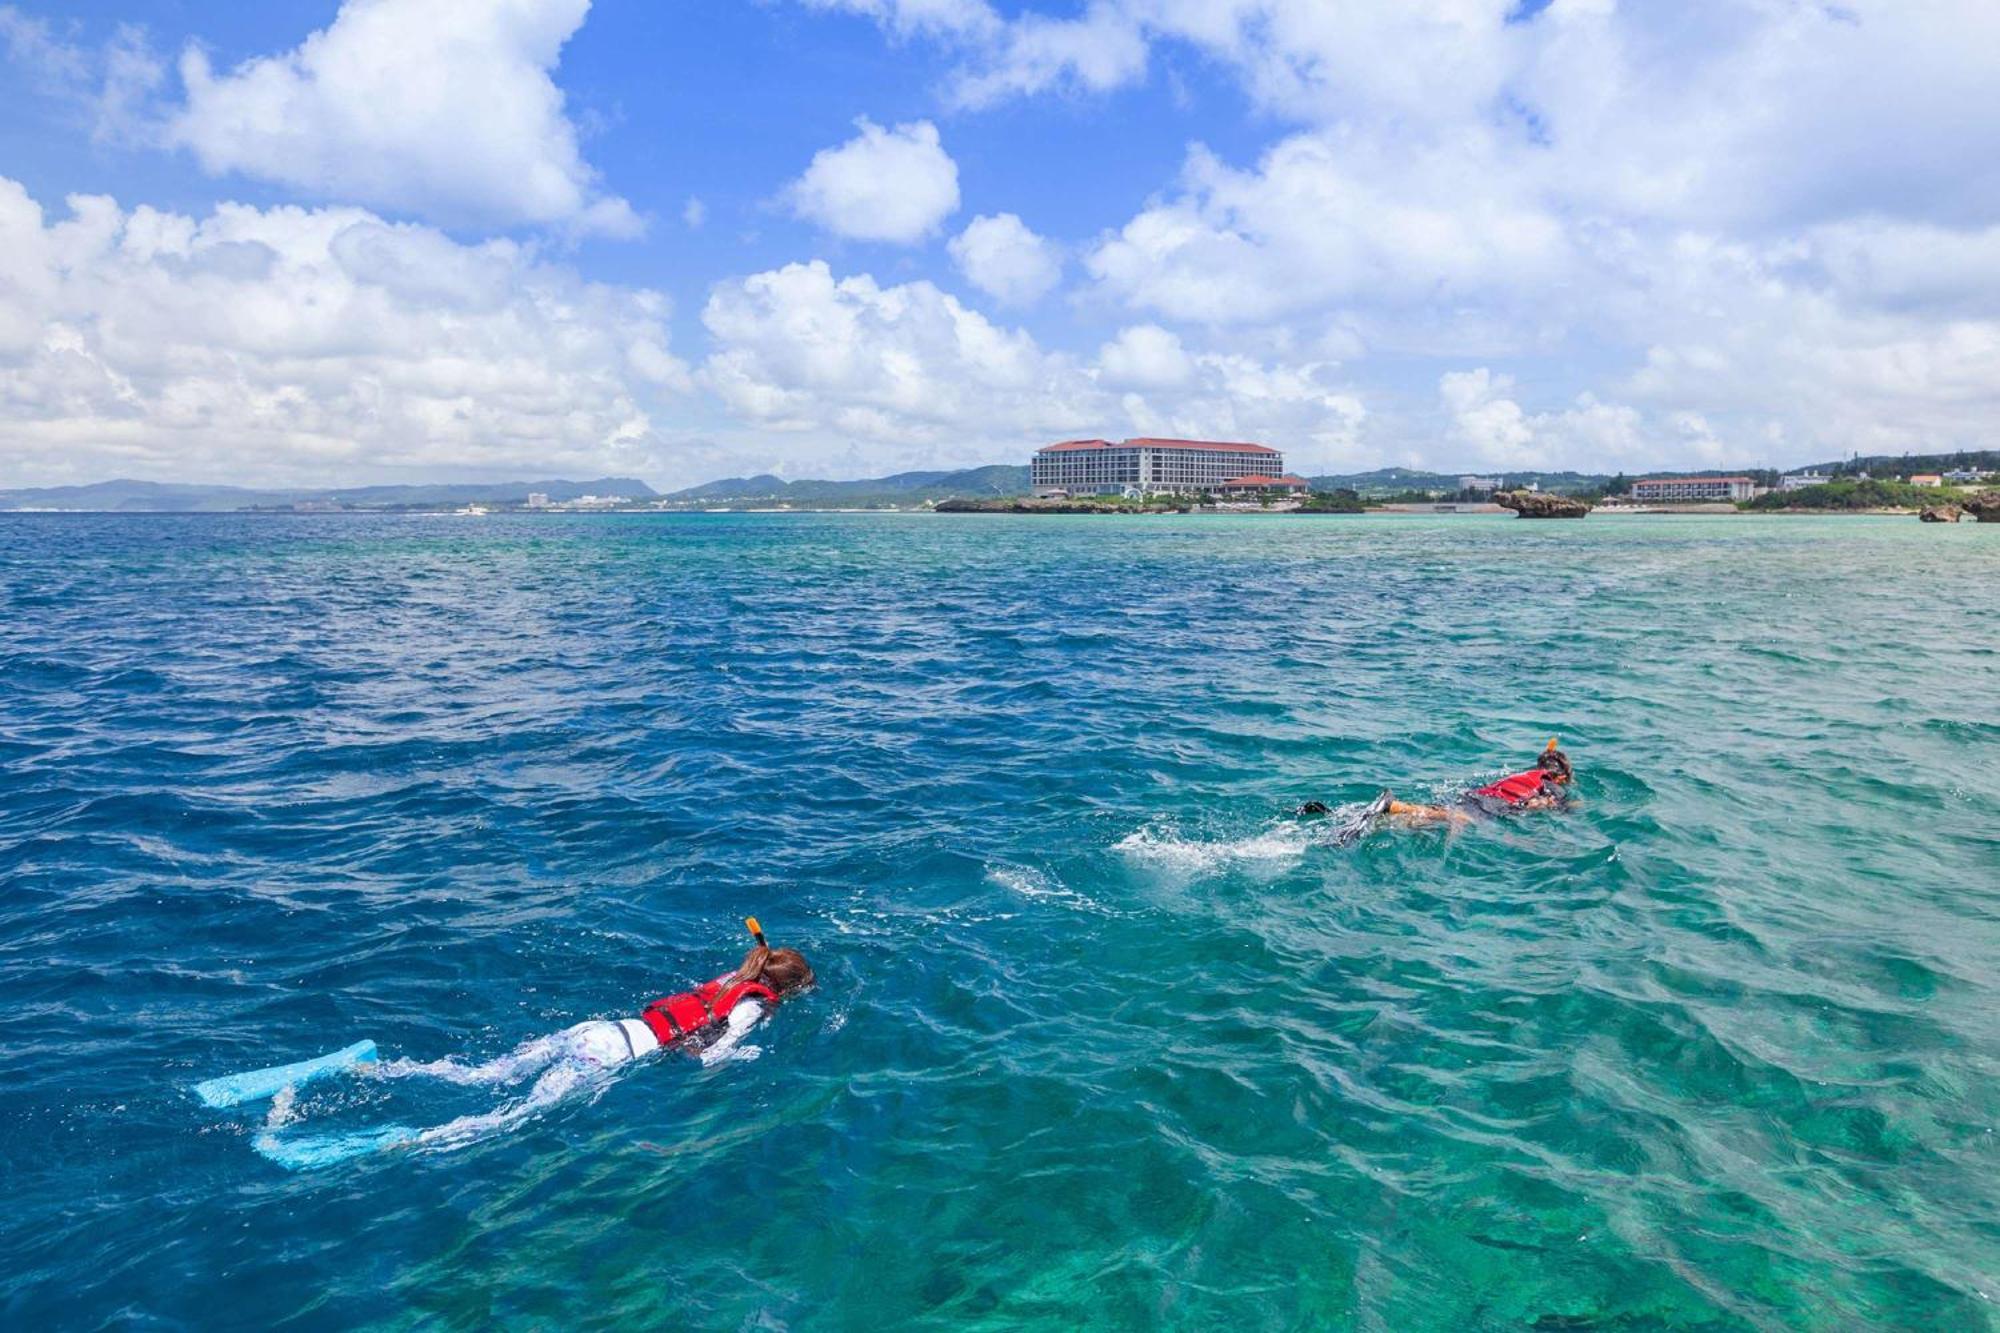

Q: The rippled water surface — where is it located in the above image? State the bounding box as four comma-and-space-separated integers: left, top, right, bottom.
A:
2, 512, 1996, 1329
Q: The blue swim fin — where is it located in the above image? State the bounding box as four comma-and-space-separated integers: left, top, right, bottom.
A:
254, 1124, 417, 1171
191, 1040, 378, 1109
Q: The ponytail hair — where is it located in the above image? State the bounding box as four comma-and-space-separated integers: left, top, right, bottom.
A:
732, 944, 772, 986
732, 943, 815, 995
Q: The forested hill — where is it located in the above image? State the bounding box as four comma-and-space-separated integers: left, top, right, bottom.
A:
1792, 450, 2000, 477
663, 465, 1029, 505
1307, 467, 1616, 495
0, 478, 657, 512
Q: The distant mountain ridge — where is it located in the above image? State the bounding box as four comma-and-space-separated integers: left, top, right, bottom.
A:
0, 477, 657, 512
663, 465, 1029, 505
1307, 467, 1618, 494
1790, 449, 2000, 477
668, 464, 1621, 504
15, 450, 1985, 514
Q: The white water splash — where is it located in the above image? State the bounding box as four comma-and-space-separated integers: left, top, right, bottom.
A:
264, 1084, 299, 1129
986, 864, 1111, 915
1113, 821, 1313, 874
699, 1041, 762, 1067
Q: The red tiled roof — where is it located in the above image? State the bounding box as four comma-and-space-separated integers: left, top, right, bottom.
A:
1035, 437, 1279, 455
1124, 437, 1278, 455
1214, 474, 1309, 488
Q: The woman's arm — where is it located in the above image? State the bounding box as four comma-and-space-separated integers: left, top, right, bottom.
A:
697, 1000, 767, 1066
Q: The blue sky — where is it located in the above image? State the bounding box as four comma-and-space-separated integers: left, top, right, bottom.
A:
2, 0, 1997, 487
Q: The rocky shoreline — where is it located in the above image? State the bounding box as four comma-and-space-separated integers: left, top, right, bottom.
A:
934, 497, 1184, 514
929, 490, 1999, 521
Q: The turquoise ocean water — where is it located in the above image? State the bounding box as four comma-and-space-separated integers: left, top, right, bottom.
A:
1, 512, 1995, 1329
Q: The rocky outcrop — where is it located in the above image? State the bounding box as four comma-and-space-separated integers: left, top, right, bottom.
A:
934, 497, 1182, 514
1494, 489, 1592, 518
1918, 504, 1963, 523
1961, 490, 2000, 522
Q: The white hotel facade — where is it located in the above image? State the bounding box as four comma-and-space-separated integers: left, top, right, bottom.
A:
1032, 438, 1295, 496
1629, 475, 1758, 502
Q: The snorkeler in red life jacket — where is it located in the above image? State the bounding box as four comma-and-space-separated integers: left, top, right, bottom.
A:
208, 919, 817, 1170
1299, 741, 1575, 843
1470, 764, 1562, 806
641, 972, 784, 1046
634, 919, 814, 1051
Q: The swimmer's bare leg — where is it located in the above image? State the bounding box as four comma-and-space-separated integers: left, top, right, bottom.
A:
1384, 798, 1473, 827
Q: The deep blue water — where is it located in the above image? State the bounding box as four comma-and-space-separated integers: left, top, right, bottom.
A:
1, 512, 1996, 1329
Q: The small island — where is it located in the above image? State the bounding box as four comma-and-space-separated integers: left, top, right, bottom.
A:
1494, 489, 1591, 518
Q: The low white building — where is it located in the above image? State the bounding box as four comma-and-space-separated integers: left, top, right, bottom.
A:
1779, 473, 1832, 491
1211, 473, 1311, 497
1631, 475, 1758, 502
1458, 475, 1501, 493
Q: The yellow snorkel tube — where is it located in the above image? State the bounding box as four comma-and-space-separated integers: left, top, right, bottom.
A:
745, 916, 769, 949
1542, 736, 1572, 784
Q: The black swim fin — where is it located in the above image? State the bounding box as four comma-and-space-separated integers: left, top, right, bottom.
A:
1330, 791, 1393, 847
1296, 800, 1332, 817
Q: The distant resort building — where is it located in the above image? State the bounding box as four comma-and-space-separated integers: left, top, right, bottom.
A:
1779, 472, 1831, 491
1909, 474, 1943, 487
1458, 475, 1501, 493
1631, 475, 1758, 502
1032, 438, 1287, 496
1212, 474, 1311, 497
1942, 468, 1986, 484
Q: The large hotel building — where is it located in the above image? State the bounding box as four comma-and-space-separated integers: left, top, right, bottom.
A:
1031, 437, 1304, 497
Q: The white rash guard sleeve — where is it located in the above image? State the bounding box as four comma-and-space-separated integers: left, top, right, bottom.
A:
698, 999, 766, 1065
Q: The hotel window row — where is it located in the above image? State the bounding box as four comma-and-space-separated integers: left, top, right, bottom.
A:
1629, 476, 1757, 502
1032, 438, 1287, 496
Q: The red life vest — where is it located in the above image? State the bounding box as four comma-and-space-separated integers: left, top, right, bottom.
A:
640, 974, 778, 1046
1473, 768, 1550, 805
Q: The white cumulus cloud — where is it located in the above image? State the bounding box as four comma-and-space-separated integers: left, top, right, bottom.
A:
1095, 324, 1192, 389
700, 259, 1081, 447
0, 177, 685, 487
1441, 369, 1690, 472
950, 3, 1148, 107
948, 213, 1061, 305
1439, 369, 1538, 467
785, 118, 961, 244
167, 0, 636, 235
808, 0, 2000, 466
1086, 134, 1567, 335
698, 259, 1368, 473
